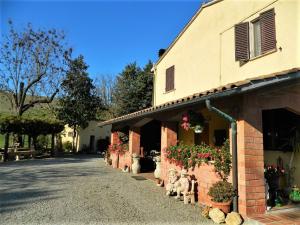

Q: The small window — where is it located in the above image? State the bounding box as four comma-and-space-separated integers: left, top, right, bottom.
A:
250, 19, 262, 58
235, 8, 276, 62
165, 66, 174, 92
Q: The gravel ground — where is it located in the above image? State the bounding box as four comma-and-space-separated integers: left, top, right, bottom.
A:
0, 156, 214, 225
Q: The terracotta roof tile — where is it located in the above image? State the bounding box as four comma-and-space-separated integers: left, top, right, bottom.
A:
99, 68, 300, 126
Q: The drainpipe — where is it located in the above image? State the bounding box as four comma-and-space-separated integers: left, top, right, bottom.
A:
205, 99, 238, 213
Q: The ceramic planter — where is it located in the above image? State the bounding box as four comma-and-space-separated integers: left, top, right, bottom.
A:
154, 156, 161, 179
132, 154, 141, 174
211, 201, 231, 214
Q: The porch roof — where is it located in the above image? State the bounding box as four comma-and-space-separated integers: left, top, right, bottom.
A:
98, 68, 300, 127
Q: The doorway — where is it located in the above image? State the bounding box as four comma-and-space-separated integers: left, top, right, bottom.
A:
140, 120, 161, 172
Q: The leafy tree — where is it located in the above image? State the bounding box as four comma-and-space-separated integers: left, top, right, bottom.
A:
0, 20, 71, 116
112, 61, 153, 116
57, 55, 102, 151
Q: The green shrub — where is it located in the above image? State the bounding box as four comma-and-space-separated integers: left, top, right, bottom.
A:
208, 181, 235, 203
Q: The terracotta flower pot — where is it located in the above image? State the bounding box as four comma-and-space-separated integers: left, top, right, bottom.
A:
211, 201, 231, 214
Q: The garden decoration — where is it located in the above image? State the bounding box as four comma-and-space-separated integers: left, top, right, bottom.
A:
154, 156, 163, 186
183, 180, 196, 205
166, 168, 178, 196
289, 186, 300, 203
264, 164, 285, 207
131, 153, 141, 174
181, 111, 205, 133
174, 169, 190, 201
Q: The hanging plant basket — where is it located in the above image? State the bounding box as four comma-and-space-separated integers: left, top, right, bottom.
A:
181, 110, 205, 133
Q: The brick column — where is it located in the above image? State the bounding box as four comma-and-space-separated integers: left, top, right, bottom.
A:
161, 122, 178, 183
129, 127, 140, 155
111, 131, 119, 145
237, 95, 265, 217
110, 131, 120, 168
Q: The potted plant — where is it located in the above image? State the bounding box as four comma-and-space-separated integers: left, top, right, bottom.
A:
289, 186, 300, 203
208, 140, 234, 213
208, 180, 234, 213
181, 110, 205, 133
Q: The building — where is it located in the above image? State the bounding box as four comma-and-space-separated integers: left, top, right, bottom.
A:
100, 0, 300, 218
62, 121, 111, 153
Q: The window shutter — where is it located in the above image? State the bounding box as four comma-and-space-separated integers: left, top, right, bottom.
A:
260, 8, 276, 54
166, 66, 174, 92
234, 22, 249, 61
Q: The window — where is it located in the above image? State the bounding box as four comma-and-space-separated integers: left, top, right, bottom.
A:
235, 8, 276, 61
251, 19, 262, 58
165, 65, 174, 92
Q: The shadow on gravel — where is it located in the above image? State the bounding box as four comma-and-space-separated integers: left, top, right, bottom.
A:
0, 189, 62, 213
0, 155, 102, 168
0, 156, 110, 191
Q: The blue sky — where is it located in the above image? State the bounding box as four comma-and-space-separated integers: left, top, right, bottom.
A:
1, 0, 203, 79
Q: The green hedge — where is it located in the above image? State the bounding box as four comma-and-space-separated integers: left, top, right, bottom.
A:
0, 115, 64, 136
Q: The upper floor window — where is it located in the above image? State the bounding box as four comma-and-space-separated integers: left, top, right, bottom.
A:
235, 8, 276, 62
165, 65, 174, 92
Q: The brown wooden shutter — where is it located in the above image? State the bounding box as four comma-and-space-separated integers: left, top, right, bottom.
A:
260, 8, 276, 54
166, 66, 174, 92
234, 22, 249, 61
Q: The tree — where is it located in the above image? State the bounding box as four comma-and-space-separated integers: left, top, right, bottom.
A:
111, 61, 153, 116
57, 55, 102, 152
94, 75, 116, 120
0, 20, 71, 116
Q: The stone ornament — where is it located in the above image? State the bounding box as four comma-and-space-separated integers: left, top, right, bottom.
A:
209, 208, 225, 224
184, 180, 196, 205
174, 169, 190, 201
131, 153, 141, 174
225, 212, 243, 225
166, 168, 178, 196
154, 156, 163, 186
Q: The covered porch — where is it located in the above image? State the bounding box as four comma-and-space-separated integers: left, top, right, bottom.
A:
100, 70, 300, 218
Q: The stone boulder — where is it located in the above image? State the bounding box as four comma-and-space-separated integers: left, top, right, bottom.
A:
225, 212, 243, 225
209, 208, 225, 224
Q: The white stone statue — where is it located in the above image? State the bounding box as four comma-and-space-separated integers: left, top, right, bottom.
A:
174, 169, 190, 200
154, 156, 163, 186
166, 168, 178, 196
131, 153, 141, 174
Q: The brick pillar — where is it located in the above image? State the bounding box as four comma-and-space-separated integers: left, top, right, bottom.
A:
161, 122, 178, 183
111, 131, 119, 145
129, 127, 140, 155
110, 131, 120, 168
238, 95, 265, 217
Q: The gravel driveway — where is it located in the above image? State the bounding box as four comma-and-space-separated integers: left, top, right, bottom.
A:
0, 156, 214, 225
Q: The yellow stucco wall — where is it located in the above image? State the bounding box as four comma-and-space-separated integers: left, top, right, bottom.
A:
154, 0, 300, 106
61, 121, 111, 152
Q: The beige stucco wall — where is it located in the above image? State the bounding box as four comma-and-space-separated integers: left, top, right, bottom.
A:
154, 0, 300, 106
61, 121, 111, 152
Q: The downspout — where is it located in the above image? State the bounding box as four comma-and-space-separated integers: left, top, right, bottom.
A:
205, 99, 238, 213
